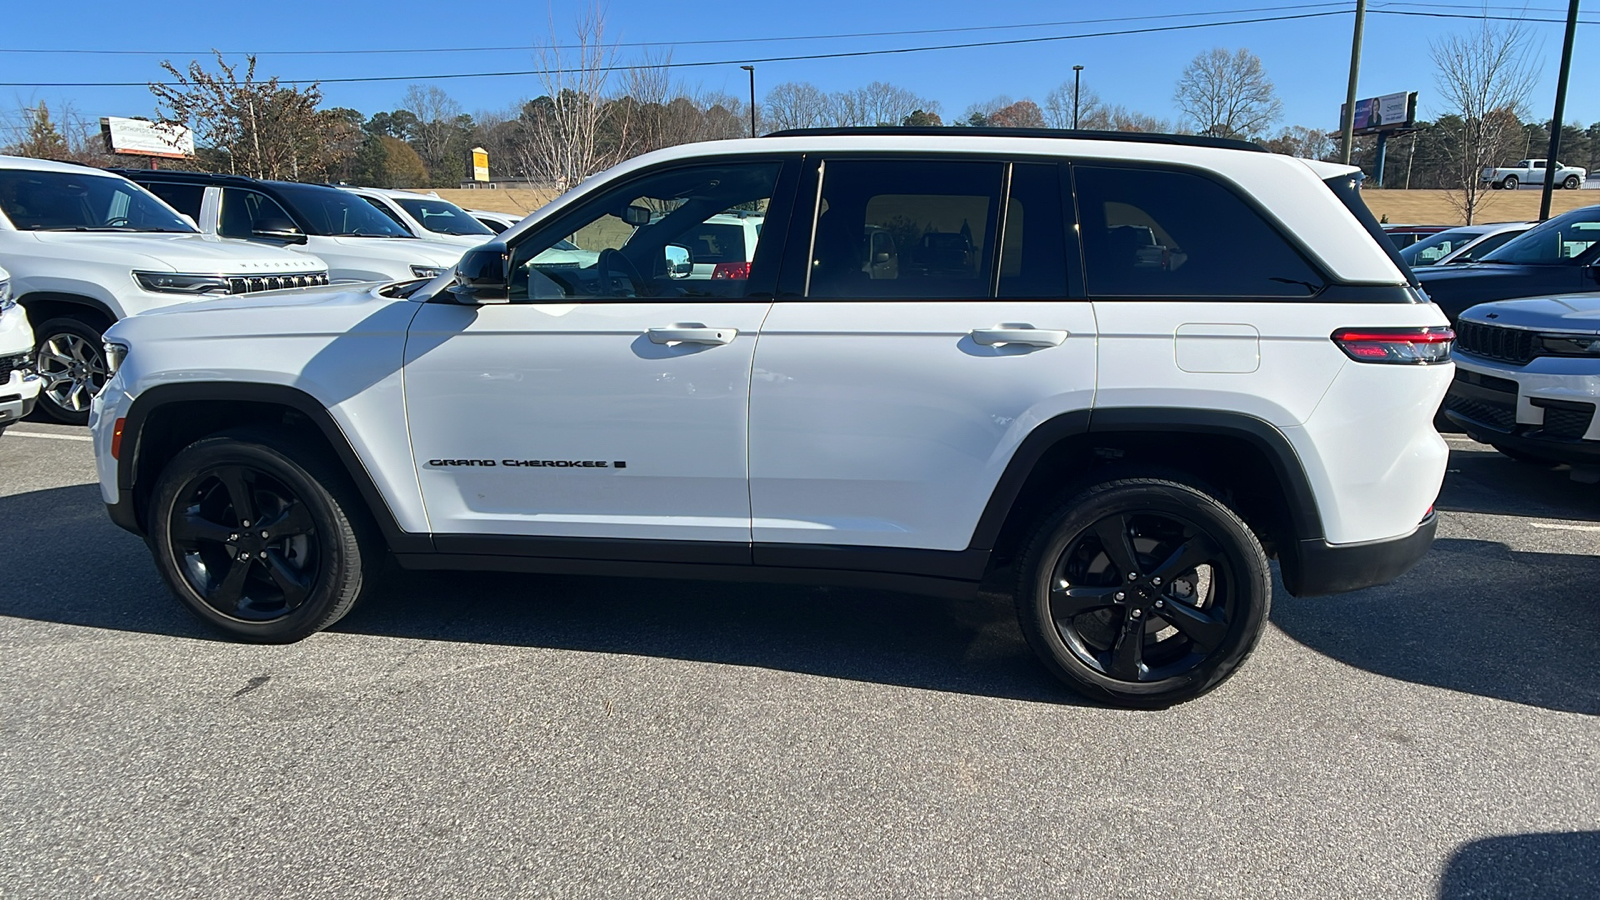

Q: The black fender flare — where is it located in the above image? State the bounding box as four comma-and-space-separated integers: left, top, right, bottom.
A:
112, 381, 428, 552
18, 292, 120, 328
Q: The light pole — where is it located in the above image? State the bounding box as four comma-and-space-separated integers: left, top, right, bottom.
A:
1072, 65, 1084, 129
740, 65, 756, 138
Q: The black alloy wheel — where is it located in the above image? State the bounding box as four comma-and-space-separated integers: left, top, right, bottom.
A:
149, 430, 375, 642
1016, 478, 1271, 708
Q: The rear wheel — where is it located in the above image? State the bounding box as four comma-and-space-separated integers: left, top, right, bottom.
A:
148, 429, 378, 642
1564, 175, 1582, 190
33, 316, 108, 425
1014, 477, 1271, 708
1501, 175, 1519, 190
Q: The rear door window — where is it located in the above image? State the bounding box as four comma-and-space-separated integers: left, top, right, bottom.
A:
1073, 165, 1325, 299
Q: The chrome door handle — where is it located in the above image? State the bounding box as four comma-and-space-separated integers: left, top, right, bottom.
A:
648, 326, 737, 345
970, 326, 1069, 347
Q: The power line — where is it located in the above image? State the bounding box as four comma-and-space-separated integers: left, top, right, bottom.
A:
0, 9, 1359, 87
0, 3, 1355, 57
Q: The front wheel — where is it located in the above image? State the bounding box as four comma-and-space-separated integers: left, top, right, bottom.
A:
148, 429, 378, 642
1564, 175, 1582, 190
1501, 175, 1519, 190
33, 316, 109, 425
1014, 478, 1271, 708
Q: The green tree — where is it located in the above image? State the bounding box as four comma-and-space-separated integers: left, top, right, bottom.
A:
902, 109, 942, 127
372, 135, 429, 188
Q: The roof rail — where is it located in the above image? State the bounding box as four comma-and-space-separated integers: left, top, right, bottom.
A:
762, 126, 1265, 153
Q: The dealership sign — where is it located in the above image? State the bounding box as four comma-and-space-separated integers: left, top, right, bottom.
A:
100, 117, 195, 159
471, 147, 490, 182
1340, 92, 1417, 135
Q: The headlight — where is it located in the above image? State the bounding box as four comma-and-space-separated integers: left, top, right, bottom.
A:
134, 272, 232, 295
411, 265, 446, 279
104, 341, 130, 375
0, 276, 13, 312
1538, 333, 1600, 357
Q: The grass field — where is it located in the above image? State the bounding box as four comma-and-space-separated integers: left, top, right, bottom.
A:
435, 186, 1600, 228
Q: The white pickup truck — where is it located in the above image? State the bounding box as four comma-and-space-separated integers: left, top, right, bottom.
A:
1482, 159, 1587, 191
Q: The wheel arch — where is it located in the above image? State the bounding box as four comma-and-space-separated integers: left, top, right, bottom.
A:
18, 291, 119, 332
115, 382, 425, 553
972, 408, 1326, 586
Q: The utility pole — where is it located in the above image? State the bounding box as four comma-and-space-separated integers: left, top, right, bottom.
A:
1339, 0, 1367, 165
740, 65, 756, 138
1539, 0, 1581, 222
1072, 65, 1084, 129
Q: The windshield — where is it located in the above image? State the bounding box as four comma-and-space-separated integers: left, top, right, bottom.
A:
0, 169, 195, 233
1400, 228, 1485, 267
395, 197, 493, 236
272, 183, 412, 237
1481, 207, 1600, 265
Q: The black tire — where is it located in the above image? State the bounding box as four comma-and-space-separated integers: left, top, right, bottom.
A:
32, 316, 109, 425
1490, 443, 1561, 467
1502, 175, 1519, 190
1014, 477, 1271, 708
147, 428, 378, 642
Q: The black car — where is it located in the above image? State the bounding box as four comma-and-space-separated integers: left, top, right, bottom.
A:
1416, 205, 1600, 321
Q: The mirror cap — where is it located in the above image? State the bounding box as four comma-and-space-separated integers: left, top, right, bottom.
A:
450, 241, 510, 302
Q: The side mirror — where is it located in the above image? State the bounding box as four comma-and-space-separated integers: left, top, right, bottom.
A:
664, 244, 693, 279
446, 242, 510, 303
252, 216, 307, 245
622, 204, 652, 227
873, 251, 892, 264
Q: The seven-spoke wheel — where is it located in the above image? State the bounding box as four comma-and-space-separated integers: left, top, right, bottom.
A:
149, 430, 376, 642
1015, 477, 1270, 707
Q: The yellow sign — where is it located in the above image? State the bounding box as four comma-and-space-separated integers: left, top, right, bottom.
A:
471, 147, 489, 182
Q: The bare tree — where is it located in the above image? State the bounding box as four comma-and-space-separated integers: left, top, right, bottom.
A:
402, 85, 470, 185
517, 5, 631, 191
763, 81, 829, 131
1430, 17, 1538, 223
1173, 47, 1283, 139
1262, 125, 1335, 159
830, 82, 937, 127
1044, 83, 1104, 129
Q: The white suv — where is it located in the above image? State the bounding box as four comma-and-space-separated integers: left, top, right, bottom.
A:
90, 130, 1453, 707
0, 265, 42, 434
344, 187, 499, 248
0, 157, 330, 423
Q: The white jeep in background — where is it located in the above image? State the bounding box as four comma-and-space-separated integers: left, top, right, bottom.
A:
343, 186, 500, 248
1482, 159, 1588, 191
92, 129, 1453, 707
0, 156, 330, 424
0, 265, 42, 435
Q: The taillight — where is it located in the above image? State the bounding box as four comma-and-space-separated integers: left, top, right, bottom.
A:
710, 262, 751, 280
1332, 326, 1454, 364
111, 417, 126, 460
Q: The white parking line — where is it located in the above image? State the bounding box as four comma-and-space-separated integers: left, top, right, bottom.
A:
1529, 522, 1600, 533
4, 430, 93, 443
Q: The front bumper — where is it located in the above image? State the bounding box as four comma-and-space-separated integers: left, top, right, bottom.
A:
0, 371, 40, 427
1280, 512, 1438, 597
1442, 353, 1600, 465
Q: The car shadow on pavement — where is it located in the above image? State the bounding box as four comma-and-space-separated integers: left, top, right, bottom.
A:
1438, 831, 1600, 899
1434, 443, 1600, 523
0, 483, 1081, 705
1272, 537, 1600, 716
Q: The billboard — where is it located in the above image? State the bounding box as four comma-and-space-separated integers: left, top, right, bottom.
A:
1339, 92, 1417, 135
100, 117, 194, 159
471, 147, 489, 182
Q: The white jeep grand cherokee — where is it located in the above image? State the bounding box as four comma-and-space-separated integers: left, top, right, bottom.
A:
0, 156, 330, 423
90, 129, 1454, 707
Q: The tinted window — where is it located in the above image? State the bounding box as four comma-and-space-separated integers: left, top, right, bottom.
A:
998, 162, 1071, 299
507, 161, 780, 301
143, 182, 205, 219
219, 188, 296, 239
808, 159, 1002, 299
361, 196, 410, 229
1400, 229, 1481, 266
1481, 207, 1600, 265
395, 197, 494, 236
0, 170, 194, 233
1075, 165, 1323, 298
477, 216, 508, 234
270, 184, 411, 237
1452, 229, 1521, 262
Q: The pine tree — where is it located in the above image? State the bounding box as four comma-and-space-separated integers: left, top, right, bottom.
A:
15, 104, 71, 160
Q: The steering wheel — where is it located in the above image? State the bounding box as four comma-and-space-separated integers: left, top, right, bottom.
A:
597, 248, 646, 298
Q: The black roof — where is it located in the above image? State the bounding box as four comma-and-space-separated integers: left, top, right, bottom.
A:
763, 126, 1265, 153
109, 168, 345, 191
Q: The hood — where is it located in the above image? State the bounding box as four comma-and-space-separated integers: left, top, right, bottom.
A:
1416, 262, 1549, 285
1460, 294, 1600, 332
326, 236, 465, 266
105, 282, 415, 349
27, 231, 326, 273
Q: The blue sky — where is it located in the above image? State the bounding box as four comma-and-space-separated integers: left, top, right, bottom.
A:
2, 1, 1596, 135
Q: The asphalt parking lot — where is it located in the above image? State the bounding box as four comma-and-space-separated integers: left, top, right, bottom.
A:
1, 422, 1597, 899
